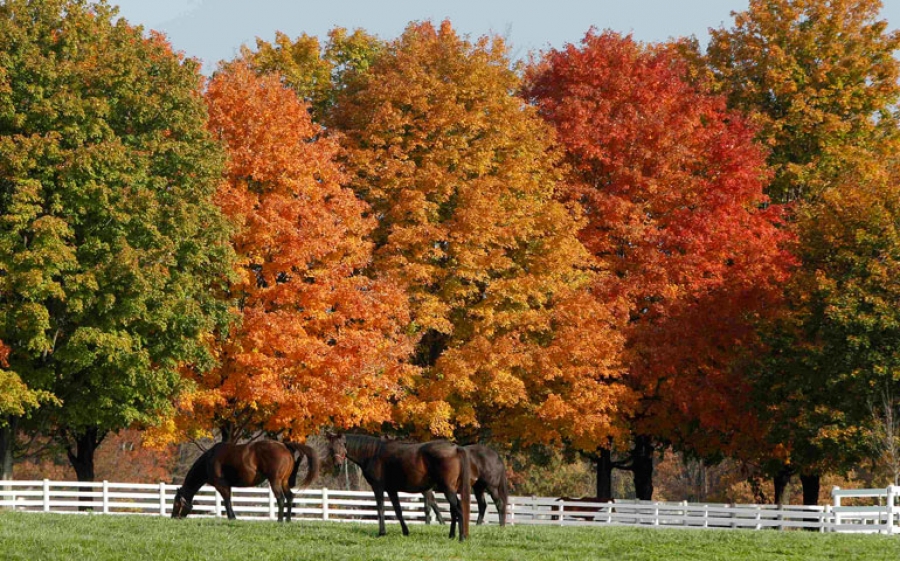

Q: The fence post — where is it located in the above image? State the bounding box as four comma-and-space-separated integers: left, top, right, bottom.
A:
682, 500, 688, 527
821, 505, 831, 533
703, 504, 708, 528
43, 479, 50, 513
158, 482, 166, 516
509, 498, 515, 526
215, 489, 222, 518
322, 487, 329, 521
832, 486, 841, 532
886, 485, 896, 535
653, 501, 659, 526
755, 507, 761, 530
558, 500, 565, 526
102, 481, 109, 514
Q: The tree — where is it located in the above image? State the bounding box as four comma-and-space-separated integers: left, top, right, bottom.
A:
755, 166, 900, 502
707, 0, 900, 203
0, 0, 234, 481
329, 21, 631, 446
164, 61, 414, 443
0, 341, 55, 479
707, 0, 900, 502
242, 27, 384, 122
525, 30, 793, 499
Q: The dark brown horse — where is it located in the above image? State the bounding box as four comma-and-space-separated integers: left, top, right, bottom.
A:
325, 433, 472, 541
171, 439, 319, 522
423, 444, 509, 526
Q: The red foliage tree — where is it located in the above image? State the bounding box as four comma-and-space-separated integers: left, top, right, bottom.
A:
525, 30, 795, 499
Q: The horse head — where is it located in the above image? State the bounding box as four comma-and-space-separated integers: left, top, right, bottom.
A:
171, 487, 193, 518
324, 431, 347, 472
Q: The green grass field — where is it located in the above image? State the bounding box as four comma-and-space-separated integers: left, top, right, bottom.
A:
1, 512, 899, 561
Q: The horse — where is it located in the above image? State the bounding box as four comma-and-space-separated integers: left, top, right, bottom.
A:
324, 432, 472, 541
553, 496, 614, 522
171, 439, 319, 522
423, 444, 509, 526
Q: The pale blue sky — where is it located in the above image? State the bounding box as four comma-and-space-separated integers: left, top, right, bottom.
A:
110, 1, 900, 74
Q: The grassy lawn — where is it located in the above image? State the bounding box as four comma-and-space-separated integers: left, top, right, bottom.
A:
1, 512, 899, 561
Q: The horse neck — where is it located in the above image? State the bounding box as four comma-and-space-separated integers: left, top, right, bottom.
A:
180, 449, 212, 498
344, 434, 383, 467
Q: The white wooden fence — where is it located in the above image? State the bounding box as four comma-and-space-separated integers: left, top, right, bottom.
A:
0, 480, 897, 534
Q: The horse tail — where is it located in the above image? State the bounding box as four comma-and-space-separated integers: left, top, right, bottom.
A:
498, 465, 510, 526
285, 442, 320, 489
457, 446, 471, 539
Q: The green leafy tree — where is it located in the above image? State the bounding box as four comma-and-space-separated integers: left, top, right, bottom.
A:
754, 163, 900, 502
0, 0, 234, 481
242, 27, 384, 121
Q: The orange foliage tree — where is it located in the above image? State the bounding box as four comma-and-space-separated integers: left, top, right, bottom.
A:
159, 62, 414, 443
329, 21, 632, 446
525, 31, 795, 499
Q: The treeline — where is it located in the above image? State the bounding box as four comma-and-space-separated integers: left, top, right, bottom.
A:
1, 0, 899, 506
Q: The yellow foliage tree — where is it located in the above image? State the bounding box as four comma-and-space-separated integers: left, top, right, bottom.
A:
330, 21, 632, 446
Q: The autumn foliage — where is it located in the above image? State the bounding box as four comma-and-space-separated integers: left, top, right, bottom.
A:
330, 21, 632, 445
526, 31, 795, 468
163, 62, 414, 442
707, 0, 900, 202
6, 0, 900, 505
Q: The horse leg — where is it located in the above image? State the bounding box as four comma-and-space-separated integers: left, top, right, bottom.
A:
387, 490, 410, 536
284, 488, 294, 523
474, 482, 488, 525
215, 485, 236, 520
443, 489, 462, 540
270, 483, 286, 522
487, 486, 506, 527
423, 490, 445, 525
374, 488, 387, 536
431, 493, 446, 525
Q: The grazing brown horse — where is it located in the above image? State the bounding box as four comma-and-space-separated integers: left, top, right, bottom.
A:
554, 496, 614, 521
325, 433, 472, 541
171, 439, 319, 522
423, 444, 509, 526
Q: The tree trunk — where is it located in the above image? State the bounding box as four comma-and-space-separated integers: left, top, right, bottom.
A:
773, 467, 792, 505
65, 428, 106, 511
0, 417, 17, 481
220, 423, 233, 443
596, 447, 614, 500
800, 472, 820, 506
632, 435, 654, 501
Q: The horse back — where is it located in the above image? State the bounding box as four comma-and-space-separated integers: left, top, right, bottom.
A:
375, 440, 463, 493
465, 444, 505, 488
211, 440, 292, 487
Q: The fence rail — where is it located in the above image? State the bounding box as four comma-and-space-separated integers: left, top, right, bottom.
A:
0, 480, 897, 534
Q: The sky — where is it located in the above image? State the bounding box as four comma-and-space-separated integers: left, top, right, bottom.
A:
110, 0, 900, 74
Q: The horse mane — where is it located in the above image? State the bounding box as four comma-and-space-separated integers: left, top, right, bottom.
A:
345, 434, 386, 460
